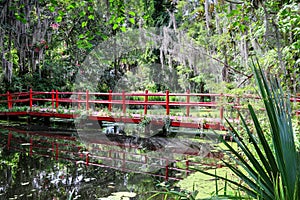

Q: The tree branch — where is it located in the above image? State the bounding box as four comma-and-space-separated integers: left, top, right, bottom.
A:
238, 74, 253, 88
202, 52, 252, 78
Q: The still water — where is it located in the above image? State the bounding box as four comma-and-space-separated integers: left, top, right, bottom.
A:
0, 124, 166, 200
0, 118, 217, 200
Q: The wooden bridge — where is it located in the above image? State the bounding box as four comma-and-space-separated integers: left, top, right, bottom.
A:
0, 89, 300, 131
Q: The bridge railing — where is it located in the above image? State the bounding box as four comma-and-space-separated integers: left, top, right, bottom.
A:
0, 89, 299, 119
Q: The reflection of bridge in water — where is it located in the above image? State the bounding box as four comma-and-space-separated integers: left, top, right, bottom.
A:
1, 126, 224, 181
1, 90, 299, 131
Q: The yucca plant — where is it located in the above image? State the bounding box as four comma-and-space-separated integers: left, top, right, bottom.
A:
195, 64, 300, 199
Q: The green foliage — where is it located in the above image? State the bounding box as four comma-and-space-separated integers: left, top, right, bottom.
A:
194, 65, 300, 199
277, 2, 300, 91
1, 0, 299, 102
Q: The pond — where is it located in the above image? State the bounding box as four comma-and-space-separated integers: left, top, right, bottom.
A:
0, 118, 223, 199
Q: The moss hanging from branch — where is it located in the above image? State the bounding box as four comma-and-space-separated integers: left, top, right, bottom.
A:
0, 0, 54, 83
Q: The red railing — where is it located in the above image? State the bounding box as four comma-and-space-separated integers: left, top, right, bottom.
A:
1, 89, 300, 119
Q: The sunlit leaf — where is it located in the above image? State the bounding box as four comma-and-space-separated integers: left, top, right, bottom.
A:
55, 16, 62, 23
88, 6, 93, 12
48, 6, 55, 12
116, 17, 125, 23
120, 26, 126, 32
128, 11, 136, 16
129, 18, 135, 24
79, 11, 86, 17
82, 21, 88, 28
88, 15, 94, 20
112, 23, 119, 30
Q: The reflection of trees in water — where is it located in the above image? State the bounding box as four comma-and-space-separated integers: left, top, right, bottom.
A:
0, 125, 219, 199
0, 131, 160, 199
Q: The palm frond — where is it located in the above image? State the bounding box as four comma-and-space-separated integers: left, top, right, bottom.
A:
252, 63, 299, 198
194, 64, 299, 199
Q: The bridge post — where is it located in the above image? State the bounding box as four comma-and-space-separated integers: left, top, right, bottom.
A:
108, 90, 112, 111
220, 107, 224, 122
144, 90, 148, 115
7, 91, 12, 109
78, 92, 81, 109
86, 153, 89, 166
51, 89, 54, 110
186, 90, 190, 117
219, 93, 224, 122
56, 90, 59, 109
29, 89, 33, 110
86, 90, 89, 110
122, 90, 126, 114
166, 90, 170, 115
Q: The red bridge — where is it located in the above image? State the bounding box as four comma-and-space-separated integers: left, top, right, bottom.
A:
1, 89, 300, 130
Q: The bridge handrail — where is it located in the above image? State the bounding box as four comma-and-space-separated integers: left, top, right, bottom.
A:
0, 89, 299, 119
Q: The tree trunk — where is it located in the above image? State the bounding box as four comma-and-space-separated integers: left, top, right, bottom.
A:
204, 0, 211, 33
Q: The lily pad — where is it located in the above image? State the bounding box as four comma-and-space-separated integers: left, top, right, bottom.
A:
98, 191, 137, 200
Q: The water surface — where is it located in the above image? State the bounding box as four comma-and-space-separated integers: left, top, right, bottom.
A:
0, 124, 162, 200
